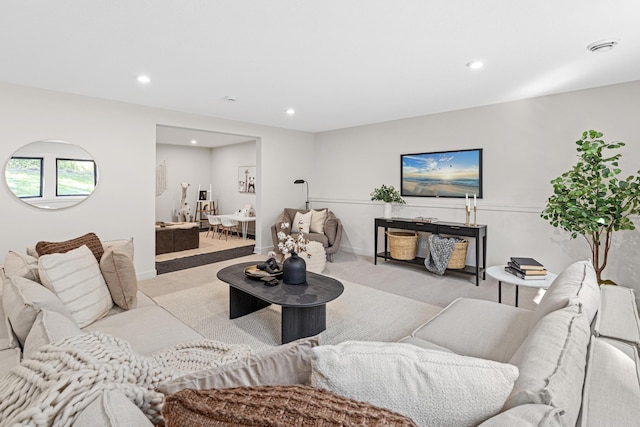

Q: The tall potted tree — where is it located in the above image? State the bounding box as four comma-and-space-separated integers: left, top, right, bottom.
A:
541, 130, 640, 284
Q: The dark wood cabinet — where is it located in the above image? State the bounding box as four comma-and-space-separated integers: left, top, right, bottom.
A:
374, 217, 487, 286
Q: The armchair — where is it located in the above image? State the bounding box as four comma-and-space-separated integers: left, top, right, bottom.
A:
270, 208, 343, 262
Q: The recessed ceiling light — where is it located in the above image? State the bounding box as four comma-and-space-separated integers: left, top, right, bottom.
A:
137, 75, 151, 84
587, 39, 619, 53
466, 60, 484, 70
191, 140, 197, 144
286, 108, 296, 116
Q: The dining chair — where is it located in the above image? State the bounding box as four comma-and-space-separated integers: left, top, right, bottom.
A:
206, 215, 222, 239
220, 216, 240, 240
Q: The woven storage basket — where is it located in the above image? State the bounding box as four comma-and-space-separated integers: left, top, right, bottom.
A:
387, 231, 418, 260
447, 239, 469, 269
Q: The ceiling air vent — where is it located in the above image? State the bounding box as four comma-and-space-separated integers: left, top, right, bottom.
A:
587, 39, 619, 53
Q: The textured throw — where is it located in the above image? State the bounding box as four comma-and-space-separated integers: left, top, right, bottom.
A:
424, 234, 462, 275
0, 332, 252, 426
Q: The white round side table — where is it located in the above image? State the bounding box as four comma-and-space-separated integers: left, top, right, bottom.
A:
486, 265, 557, 307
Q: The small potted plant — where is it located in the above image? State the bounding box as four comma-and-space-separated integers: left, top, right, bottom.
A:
371, 184, 406, 218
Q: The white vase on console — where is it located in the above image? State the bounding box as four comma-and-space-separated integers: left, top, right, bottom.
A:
383, 203, 392, 218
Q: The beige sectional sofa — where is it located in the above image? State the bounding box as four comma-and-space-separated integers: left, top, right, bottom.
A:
398, 259, 640, 426
0, 234, 205, 425
157, 260, 640, 426
2, 237, 639, 426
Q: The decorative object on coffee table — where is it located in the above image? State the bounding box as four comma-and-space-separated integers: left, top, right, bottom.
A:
282, 253, 306, 285
277, 221, 309, 285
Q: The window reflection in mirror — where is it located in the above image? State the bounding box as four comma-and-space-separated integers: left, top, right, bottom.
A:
5, 140, 98, 209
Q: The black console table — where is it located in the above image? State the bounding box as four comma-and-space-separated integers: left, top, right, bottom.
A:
374, 217, 487, 286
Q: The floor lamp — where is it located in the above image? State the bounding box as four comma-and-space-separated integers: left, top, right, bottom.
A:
294, 179, 309, 209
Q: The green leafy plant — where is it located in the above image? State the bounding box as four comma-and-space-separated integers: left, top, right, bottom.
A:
541, 130, 640, 283
370, 184, 406, 204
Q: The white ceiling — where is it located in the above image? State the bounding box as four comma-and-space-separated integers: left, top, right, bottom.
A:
156, 125, 255, 148
1, 1, 639, 133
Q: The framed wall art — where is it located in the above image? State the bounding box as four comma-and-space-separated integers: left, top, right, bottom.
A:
238, 166, 256, 193
401, 148, 482, 198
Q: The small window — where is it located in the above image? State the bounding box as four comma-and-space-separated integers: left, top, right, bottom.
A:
56, 158, 96, 196
6, 157, 43, 198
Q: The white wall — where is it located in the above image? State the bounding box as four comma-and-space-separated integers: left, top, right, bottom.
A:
0, 83, 314, 279
211, 141, 257, 215
3, 80, 639, 293
155, 143, 214, 223
312, 81, 640, 291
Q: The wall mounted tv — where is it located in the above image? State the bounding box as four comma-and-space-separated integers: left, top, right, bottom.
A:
401, 148, 483, 198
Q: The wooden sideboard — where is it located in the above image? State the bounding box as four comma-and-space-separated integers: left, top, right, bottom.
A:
374, 217, 487, 286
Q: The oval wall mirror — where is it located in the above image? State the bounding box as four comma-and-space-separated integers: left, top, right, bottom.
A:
4, 140, 98, 209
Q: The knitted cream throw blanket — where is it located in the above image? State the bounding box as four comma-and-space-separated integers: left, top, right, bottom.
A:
0, 331, 252, 426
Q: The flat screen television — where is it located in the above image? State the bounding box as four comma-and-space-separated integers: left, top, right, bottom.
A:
401, 148, 483, 198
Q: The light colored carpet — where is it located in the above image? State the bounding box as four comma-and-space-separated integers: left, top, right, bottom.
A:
151, 279, 441, 354
140, 254, 442, 353
155, 231, 255, 262
141, 251, 542, 352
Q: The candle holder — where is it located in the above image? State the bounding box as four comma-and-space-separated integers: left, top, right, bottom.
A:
465, 205, 471, 226
473, 206, 477, 227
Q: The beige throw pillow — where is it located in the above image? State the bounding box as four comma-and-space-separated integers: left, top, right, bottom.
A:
309, 209, 328, 234
102, 237, 135, 261
3, 250, 40, 283
2, 276, 75, 346
506, 305, 590, 426
0, 281, 18, 351
158, 336, 319, 395
23, 309, 83, 359
38, 245, 113, 328
529, 259, 599, 331
311, 341, 519, 427
100, 246, 138, 310
291, 211, 312, 234
74, 389, 154, 427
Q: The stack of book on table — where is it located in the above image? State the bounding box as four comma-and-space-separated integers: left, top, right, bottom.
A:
505, 257, 547, 280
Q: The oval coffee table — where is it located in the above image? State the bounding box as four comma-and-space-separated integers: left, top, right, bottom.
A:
217, 262, 344, 344
486, 265, 557, 307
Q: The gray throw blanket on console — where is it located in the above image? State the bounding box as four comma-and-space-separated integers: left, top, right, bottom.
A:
425, 234, 462, 275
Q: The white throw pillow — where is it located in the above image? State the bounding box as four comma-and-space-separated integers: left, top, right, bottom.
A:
311, 341, 519, 427
291, 211, 312, 234
38, 245, 113, 328
309, 209, 328, 234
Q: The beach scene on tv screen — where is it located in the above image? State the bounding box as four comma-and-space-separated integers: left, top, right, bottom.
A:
402, 150, 481, 197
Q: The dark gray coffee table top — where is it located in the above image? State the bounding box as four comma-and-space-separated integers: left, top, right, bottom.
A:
217, 262, 344, 308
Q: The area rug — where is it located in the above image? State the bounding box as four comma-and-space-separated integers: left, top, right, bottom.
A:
151, 279, 443, 353
156, 246, 256, 274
